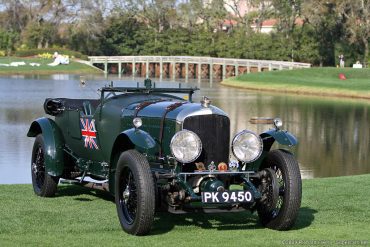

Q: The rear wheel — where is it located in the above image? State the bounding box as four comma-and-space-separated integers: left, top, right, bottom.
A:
31, 134, 59, 197
115, 150, 155, 235
257, 149, 302, 230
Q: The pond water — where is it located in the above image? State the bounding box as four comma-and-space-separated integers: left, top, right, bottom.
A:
0, 74, 369, 184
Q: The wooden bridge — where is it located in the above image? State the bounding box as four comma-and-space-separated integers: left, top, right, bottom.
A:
88, 56, 311, 81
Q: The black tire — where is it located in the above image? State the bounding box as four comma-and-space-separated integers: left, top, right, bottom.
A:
115, 150, 155, 235
31, 134, 59, 197
257, 149, 302, 230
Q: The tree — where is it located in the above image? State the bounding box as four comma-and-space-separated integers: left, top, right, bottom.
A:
336, 0, 370, 67
0, 29, 18, 54
224, 0, 273, 32
301, 0, 343, 66
185, 0, 228, 32
67, 10, 105, 55
0, 0, 91, 49
272, 0, 302, 37
118, 0, 179, 33
208, 0, 229, 31
188, 28, 217, 56
21, 17, 60, 49
176, 0, 199, 31
63, 1, 107, 55
164, 27, 192, 55
0, 0, 28, 32
271, 0, 303, 61
100, 14, 149, 55
291, 25, 320, 64
252, 0, 274, 32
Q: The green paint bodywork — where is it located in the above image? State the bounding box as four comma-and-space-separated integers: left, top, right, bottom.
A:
27, 117, 65, 176
243, 128, 298, 172
262, 128, 298, 146
122, 128, 156, 150
27, 83, 298, 207
27, 96, 298, 179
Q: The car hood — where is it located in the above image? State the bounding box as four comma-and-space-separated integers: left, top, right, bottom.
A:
122, 100, 228, 123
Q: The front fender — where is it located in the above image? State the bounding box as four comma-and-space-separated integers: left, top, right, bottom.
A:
27, 117, 65, 176
260, 129, 298, 151
108, 128, 156, 194
122, 128, 156, 150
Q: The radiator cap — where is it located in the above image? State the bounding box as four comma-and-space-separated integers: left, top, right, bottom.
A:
201, 96, 211, 108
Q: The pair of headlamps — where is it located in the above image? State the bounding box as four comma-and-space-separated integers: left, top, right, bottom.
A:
170, 129, 263, 164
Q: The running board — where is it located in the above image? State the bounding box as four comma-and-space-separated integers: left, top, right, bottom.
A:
60, 178, 109, 192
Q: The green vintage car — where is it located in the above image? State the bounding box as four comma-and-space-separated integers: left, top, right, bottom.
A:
27, 79, 302, 235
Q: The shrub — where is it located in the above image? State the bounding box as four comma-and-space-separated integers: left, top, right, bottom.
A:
14, 48, 88, 60
0, 29, 19, 54
0, 50, 5, 56
38, 52, 54, 59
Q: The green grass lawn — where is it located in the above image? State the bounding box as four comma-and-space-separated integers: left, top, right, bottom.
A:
222, 68, 370, 99
1, 174, 370, 246
0, 57, 100, 75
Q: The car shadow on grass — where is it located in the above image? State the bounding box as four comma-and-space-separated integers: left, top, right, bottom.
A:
292, 207, 318, 230
151, 207, 317, 235
56, 184, 114, 202
151, 211, 261, 235
55, 185, 317, 234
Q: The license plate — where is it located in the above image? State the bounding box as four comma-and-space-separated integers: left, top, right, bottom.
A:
201, 190, 254, 204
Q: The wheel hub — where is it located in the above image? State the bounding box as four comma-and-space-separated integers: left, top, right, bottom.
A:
259, 168, 279, 211
123, 185, 130, 203
32, 162, 38, 173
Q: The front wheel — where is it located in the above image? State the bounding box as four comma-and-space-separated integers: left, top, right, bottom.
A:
115, 150, 155, 235
257, 149, 302, 230
31, 134, 59, 197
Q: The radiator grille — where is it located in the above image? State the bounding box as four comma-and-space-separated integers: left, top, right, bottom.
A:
183, 114, 230, 168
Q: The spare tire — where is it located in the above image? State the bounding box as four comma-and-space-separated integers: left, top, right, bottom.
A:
43, 98, 64, 116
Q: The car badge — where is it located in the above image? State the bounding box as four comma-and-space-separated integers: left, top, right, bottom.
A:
208, 162, 216, 172
229, 160, 239, 171
218, 162, 228, 172
195, 162, 206, 171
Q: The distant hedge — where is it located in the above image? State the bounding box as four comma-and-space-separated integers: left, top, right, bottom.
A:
14, 48, 88, 60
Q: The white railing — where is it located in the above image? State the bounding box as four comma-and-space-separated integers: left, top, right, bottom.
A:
88, 55, 310, 80
88, 56, 311, 69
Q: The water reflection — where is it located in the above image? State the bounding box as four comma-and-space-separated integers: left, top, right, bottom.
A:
0, 75, 369, 184
207, 89, 370, 178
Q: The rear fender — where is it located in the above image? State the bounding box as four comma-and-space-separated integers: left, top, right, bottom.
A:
260, 129, 298, 151
27, 117, 65, 176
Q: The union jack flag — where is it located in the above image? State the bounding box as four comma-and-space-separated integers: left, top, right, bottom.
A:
80, 118, 99, 149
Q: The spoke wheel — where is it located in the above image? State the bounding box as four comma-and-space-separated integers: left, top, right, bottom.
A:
115, 150, 155, 235
259, 168, 279, 215
119, 168, 138, 225
257, 149, 302, 230
31, 134, 59, 197
33, 146, 45, 189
